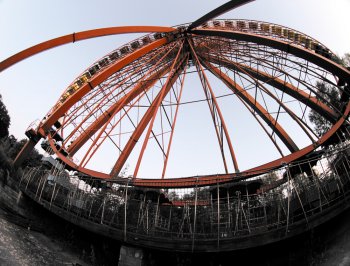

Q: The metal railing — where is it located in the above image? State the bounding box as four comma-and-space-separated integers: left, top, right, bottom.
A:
18, 143, 350, 250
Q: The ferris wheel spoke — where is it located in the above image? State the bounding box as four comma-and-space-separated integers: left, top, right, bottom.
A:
66, 43, 183, 156
192, 29, 350, 83
68, 64, 172, 157
189, 40, 239, 173
39, 38, 170, 135
206, 56, 318, 143
203, 60, 299, 153
110, 52, 188, 178
62, 50, 172, 146
133, 44, 187, 178
79, 91, 147, 168
197, 42, 339, 122
161, 69, 187, 179
239, 100, 284, 156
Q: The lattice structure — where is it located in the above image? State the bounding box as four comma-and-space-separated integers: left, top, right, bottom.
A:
1, 1, 350, 251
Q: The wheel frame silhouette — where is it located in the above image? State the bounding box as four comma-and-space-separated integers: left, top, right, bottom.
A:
2, 1, 350, 188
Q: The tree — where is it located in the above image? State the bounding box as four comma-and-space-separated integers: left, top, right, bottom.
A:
8, 138, 43, 168
309, 81, 341, 136
308, 54, 349, 136
0, 94, 10, 139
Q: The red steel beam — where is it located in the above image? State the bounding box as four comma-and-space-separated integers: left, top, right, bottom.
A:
110, 55, 188, 178
132, 46, 185, 178
161, 69, 187, 179
203, 60, 299, 153
202, 55, 338, 122
38, 38, 169, 136
130, 100, 350, 188
67, 64, 171, 156
0, 26, 175, 72
191, 29, 350, 84
189, 41, 239, 172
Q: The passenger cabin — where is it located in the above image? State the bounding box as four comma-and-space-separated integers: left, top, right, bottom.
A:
142, 36, 151, 45
224, 20, 234, 28
120, 46, 130, 54
131, 41, 140, 49
213, 20, 221, 27
236, 21, 246, 29
248, 21, 258, 30
109, 51, 120, 61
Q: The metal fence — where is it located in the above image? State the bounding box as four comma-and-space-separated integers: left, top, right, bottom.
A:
18, 143, 350, 250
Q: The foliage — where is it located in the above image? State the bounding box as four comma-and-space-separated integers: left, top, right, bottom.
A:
0, 94, 10, 139
309, 82, 341, 136
308, 54, 349, 136
0, 96, 43, 172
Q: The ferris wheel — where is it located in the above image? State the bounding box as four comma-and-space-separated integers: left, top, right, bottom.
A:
2, 0, 350, 188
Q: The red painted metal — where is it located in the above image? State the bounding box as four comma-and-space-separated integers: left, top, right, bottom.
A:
41, 38, 169, 134
0, 26, 175, 72
133, 45, 185, 178
110, 54, 188, 178
161, 68, 187, 179
203, 60, 299, 153
189, 40, 239, 172
4, 12, 349, 187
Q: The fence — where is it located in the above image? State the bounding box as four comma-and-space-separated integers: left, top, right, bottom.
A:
18, 143, 350, 251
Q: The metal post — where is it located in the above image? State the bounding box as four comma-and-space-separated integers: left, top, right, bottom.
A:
35, 175, 45, 198
38, 174, 47, 201
290, 177, 309, 226
227, 190, 231, 229
286, 165, 291, 236
124, 179, 129, 242
192, 181, 198, 252
49, 182, 57, 210
342, 154, 350, 183
101, 197, 106, 224
327, 156, 346, 195
245, 185, 250, 227
167, 205, 172, 231
217, 182, 220, 249
277, 196, 281, 228
137, 195, 145, 229
154, 194, 160, 229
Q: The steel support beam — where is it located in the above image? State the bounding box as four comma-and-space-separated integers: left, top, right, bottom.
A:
0, 26, 175, 72
110, 55, 188, 178
191, 29, 350, 84
203, 55, 339, 122
202, 61, 299, 153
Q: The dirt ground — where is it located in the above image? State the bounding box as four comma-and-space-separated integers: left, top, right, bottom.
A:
0, 208, 89, 266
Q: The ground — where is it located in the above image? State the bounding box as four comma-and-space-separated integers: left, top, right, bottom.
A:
0, 208, 88, 266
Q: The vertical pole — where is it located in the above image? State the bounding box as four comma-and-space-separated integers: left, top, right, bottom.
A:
227, 190, 231, 229
101, 197, 106, 224
210, 193, 213, 233
217, 182, 220, 249
342, 157, 350, 183
154, 194, 160, 229
327, 156, 345, 195
192, 181, 198, 252
168, 205, 172, 231
49, 182, 57, 210
277, 196, 281, 228
290, 177, 309, 226
124, 179, 129, 242
286, 165, 291, 235
245, 185, 250, 227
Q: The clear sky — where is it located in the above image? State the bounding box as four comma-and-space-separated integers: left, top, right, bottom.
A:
0, 0, 349, 178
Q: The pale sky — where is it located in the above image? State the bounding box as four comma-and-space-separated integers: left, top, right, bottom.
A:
0, 0, 349, 178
